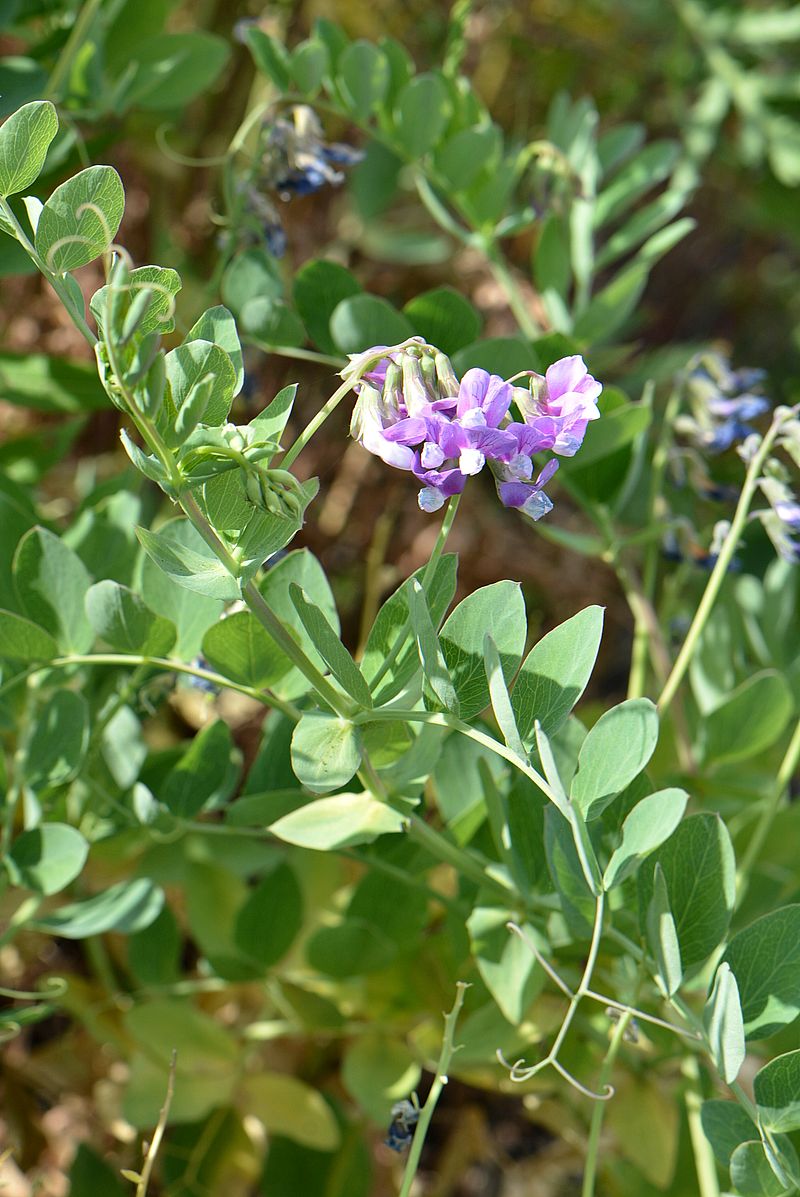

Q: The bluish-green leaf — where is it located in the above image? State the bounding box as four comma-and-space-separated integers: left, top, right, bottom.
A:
440, 581, 526, 721
165, 339, 237, 427
394, 73, 451, 156
408, 578, 459, 714
704, 670, 794, 766
512, 606, 603, 745
700, 1101, 760, 1167
270, 790, 404, 849
235, 861, 304, 967
247, 383, 297, 447
755, 1050, 800, 1134
32, 878, 164, 937
338, 41, 390, 113
136, 524, 240, 601
91, 265, 181, 338
139, 518, 225, 659
85, 580, 176, 655
201, 610, 291, 689
186, 305, 243, 395
289, 38, 329, 96
403, 287, 482, 355
290, 712, 362, 794
22, 690, 89, 789
293, 259, 361, 354
571, 698, 658, 820
14, 526, 93, 652
35, 166, 124, 274
435, 125, 501, 191
603, 788, 688, 889
330, 294, 413, 355
723, 905, 800, 1039
730, 1142, 790, 1197
485, 634, 526, 759
290, 584, 372, 708
245, 27, 291, 90
639, 814, 735, 971
121, 31, 230, 110
0, 608, 58, 660
704, 962, 745, 1084
6, 823, 88, 895
342, 1034, 421, 1125
467, 904, 543, 1025
646, 863, 683, 996
0, 100, 58, 197
162, 719, 237, 818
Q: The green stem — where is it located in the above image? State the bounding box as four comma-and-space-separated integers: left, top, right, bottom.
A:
657, 409, 792, 715
280, 376, 355, 471
248, 340, 345, 370
736, 717, 800, 903
397, 982, 469, 1197
45, 0, 106, 101
581, 1009, 632, 1197
683, 1056, 721, 1197
404, 811, 515, 903
481, 238, 543, 340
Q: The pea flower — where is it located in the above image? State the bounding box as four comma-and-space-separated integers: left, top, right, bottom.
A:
677, 351, 770, 454
757, 472, 800, 562
262, 106, 363, 198
348, 343, 602, 519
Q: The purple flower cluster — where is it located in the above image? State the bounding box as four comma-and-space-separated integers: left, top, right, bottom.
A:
679, 352, 769, 454
349, 344, 602, 518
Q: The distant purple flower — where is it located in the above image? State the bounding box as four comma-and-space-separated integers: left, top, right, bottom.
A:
512, 355, 602, 456
680, 351, 770, 454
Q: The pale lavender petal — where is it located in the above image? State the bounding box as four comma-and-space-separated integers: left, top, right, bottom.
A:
459, 447, 485, 475
421, 441, 445, 469
545, 355, 591, 400
455, 368, 491, 416
382, 417, 429, 445
418, 486, 446, 512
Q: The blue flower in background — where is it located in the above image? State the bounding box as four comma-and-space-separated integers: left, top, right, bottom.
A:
678, 351, 770, 454
263, 106, 363, 199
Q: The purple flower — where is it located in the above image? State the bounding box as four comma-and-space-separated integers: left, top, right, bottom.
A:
680, 351, 771, 454
348, 345, 600, 518
512, 355, 602, 456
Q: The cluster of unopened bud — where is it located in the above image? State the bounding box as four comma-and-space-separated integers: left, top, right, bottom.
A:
243, 465, 306, 519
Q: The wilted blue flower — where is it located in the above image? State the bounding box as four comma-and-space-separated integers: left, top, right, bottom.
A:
678, 351, 770, 454
384, 1099, 419, 1152
349, 344, 600, 518
262, 106, 363, 199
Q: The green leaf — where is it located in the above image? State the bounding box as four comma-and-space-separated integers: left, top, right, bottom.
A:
408, 578, 459, 714
704, 962, 745, 1084
35, 165, 124, 274
289, 38, 329, 95
511, 606, 603, 745
570, 698, 658, 820
562, 402, 651, 469
403, 287, 482, 355
290, 712, 362, 794
329, 294, 413, 355
703, 670, 794, 766
639, 814, 736, 971
222, 248, 283, 312
534, 214, 571, 302
544, 806, 595, 936
245, 27, 291, 90
69, 1145, 127, 1197
85, 580, 176, 655
440, 580, 527, 721
165, 339, 237, 427
646, 863, 683, 996
467, 904, 543, 1025
361, 554, 457, 700
22, 690, 89, 789
452, 337, 539, 378
91, 265, 181, 338
338, 41, 390, 113
594, 141, 680, 227
730, 1142, 790, 1197
258, 548, 339, 698
14, 526, 93, 652
201, 611, 291, 689
121, 32, 230, 110
139, 518, 225, 659
127, 905, 181, 987
234, 861, 304, 968
186, 305, 243, 395
435, 124, 501, 191
234, 478, 319, 578
241, 1073, 340, 1150
722, 905, 800, 1039
293, 259, 361, 354
289, 584, 372, 708
247, 383, 297, 447
306, 919, 395, 977
270, 791, 404, 849
162, 719, 237, 818
342, 1034, 421, 1124
700, 1101, 761, 1167
0, 100, 58, 197
32, 878, 164, 937
241, 296, 306, 348
484, 635, 526, 759
136, 524, 240, 601
603, 788, 688, 888
755, 1050, 800, 1133
0, 608, 58, 660
572, 265, 648, 345
394, 72, 451, 156
6, 823, 88, 895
